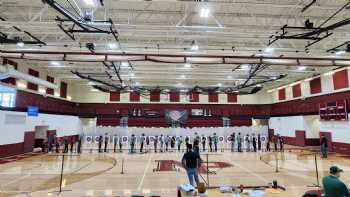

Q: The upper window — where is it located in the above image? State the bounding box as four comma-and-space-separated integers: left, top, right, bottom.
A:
0, 85, 16, 108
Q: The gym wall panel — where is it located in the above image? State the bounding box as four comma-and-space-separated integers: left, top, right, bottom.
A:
46, 76, 54, 95
110, 92, 120, 102
130, 91, 140, 102
169, 92, 180, 102
150, 91, 160, 102
292, 83, 302, 98
190, 92, 199, 102
333, 69, 349, 90
27, 68, 39, 91
208, 93, 218, 103
227, 93, 237, 103
278, 88, 286, 100
310, 77, 322, 94
60, 81, 67, 98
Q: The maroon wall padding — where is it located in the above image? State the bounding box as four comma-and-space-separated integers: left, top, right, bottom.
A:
227, 93, 237, 103
333, 142, 350, 155
97, 117, 120, 126
268, 129, 274, 140
150, 91, 160, 102
60, 81, 67, 98
23, 131, 35, 153
15, 90, 77, 114
310, 77, 322, 94
190, 92, 199, 102
46, 76, 54, 95
0, 142, 24, 158
278, 88, 286, 100
305, 138, 321, 146
208, 93, 218, 103
1, 58, 17, 85
130, 92, 140, 102
170, 92, 180, 102
295, 130, 306, 146
333, 69, 349, 90
27, 69, 39, 91
292, 83, 302, 98
320, 131, 333, 152
110, 92, 120, 101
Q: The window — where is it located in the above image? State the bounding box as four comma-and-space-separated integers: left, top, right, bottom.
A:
120, 116, 128, 127
0, 85, 16, 108
223, 117, 230, 127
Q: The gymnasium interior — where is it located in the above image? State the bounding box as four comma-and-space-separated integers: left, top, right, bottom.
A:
0, 0, 350, 196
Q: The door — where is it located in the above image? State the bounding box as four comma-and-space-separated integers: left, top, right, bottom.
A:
295, 130, 306, 147
23, 131, 35, 153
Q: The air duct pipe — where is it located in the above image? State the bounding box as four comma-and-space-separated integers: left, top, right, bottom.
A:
0, 64, 58, 89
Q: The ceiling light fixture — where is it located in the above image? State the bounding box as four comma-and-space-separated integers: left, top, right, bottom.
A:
200, 8, 210, 18
298, 66, 307, 71
108, 42, 118, 49
50, 61, 61, 67
191, 40, 199, 51
226, 76, 232, 79
240, 64, 250, 70
121, 62, 129, 67
84, 0, 95, 6
184, 63, 192, 68
335, 50, 346, 55
217, 83, 222, 86
17, 42, 24, 47
264, 47, 274, 53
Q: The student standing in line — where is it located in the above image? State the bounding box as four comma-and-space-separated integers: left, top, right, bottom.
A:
245, 134, 251, 152
98, 135, 103, 153
130, 134, 136, 153
230, 132, 236, 152
279, 136, 284, 152
213, 133, 218, 152
257, 134, 262, 151
266, 138, 271, 152
165, 135, 170, 152
104, 133, 109, 153
201, 135, 206, 152
171, 136, 176, 151
154, 136, 158, 153
193, 135, 200, 154
70, 137, 74, 153
119, 136, 123, 152
252, 134, 257, 152
185, 136, 190, 152
159, 134, 164, 152
177, 136, 183, 152
140, 133, 145, 153
237, 133, 242, 152
146, 135, 150, 152
55, 135, 60, 153
320, 135, 328, 158
208, 136, 213, 152
64, 137, 69, 153
273, 135, 278, 152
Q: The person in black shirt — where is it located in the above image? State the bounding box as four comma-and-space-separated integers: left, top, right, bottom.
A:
98, 135, 103, 153
208, 136, 213, 152
193, 136, 200, 154
104, 133, 109, 152
257, 134, 262, 151
201, 135, 206, 152
320, 135, 328, 158
181, 144, 202, 187
63, 137, 69, 153
252, 134, 257, 152
279, 136, 284, 152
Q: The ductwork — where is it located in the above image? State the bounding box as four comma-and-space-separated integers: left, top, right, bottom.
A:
0, 64, 58, 89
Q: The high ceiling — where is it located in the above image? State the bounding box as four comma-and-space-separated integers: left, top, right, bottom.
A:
1, 0, 350, 93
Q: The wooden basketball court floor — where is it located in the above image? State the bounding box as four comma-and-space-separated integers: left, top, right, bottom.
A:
0, 148, 349, 197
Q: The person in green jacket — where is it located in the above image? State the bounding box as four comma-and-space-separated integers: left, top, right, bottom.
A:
322, 166, 349, 197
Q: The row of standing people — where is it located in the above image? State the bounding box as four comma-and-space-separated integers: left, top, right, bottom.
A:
99, 132, 285, 153
46, 135, 82, 154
